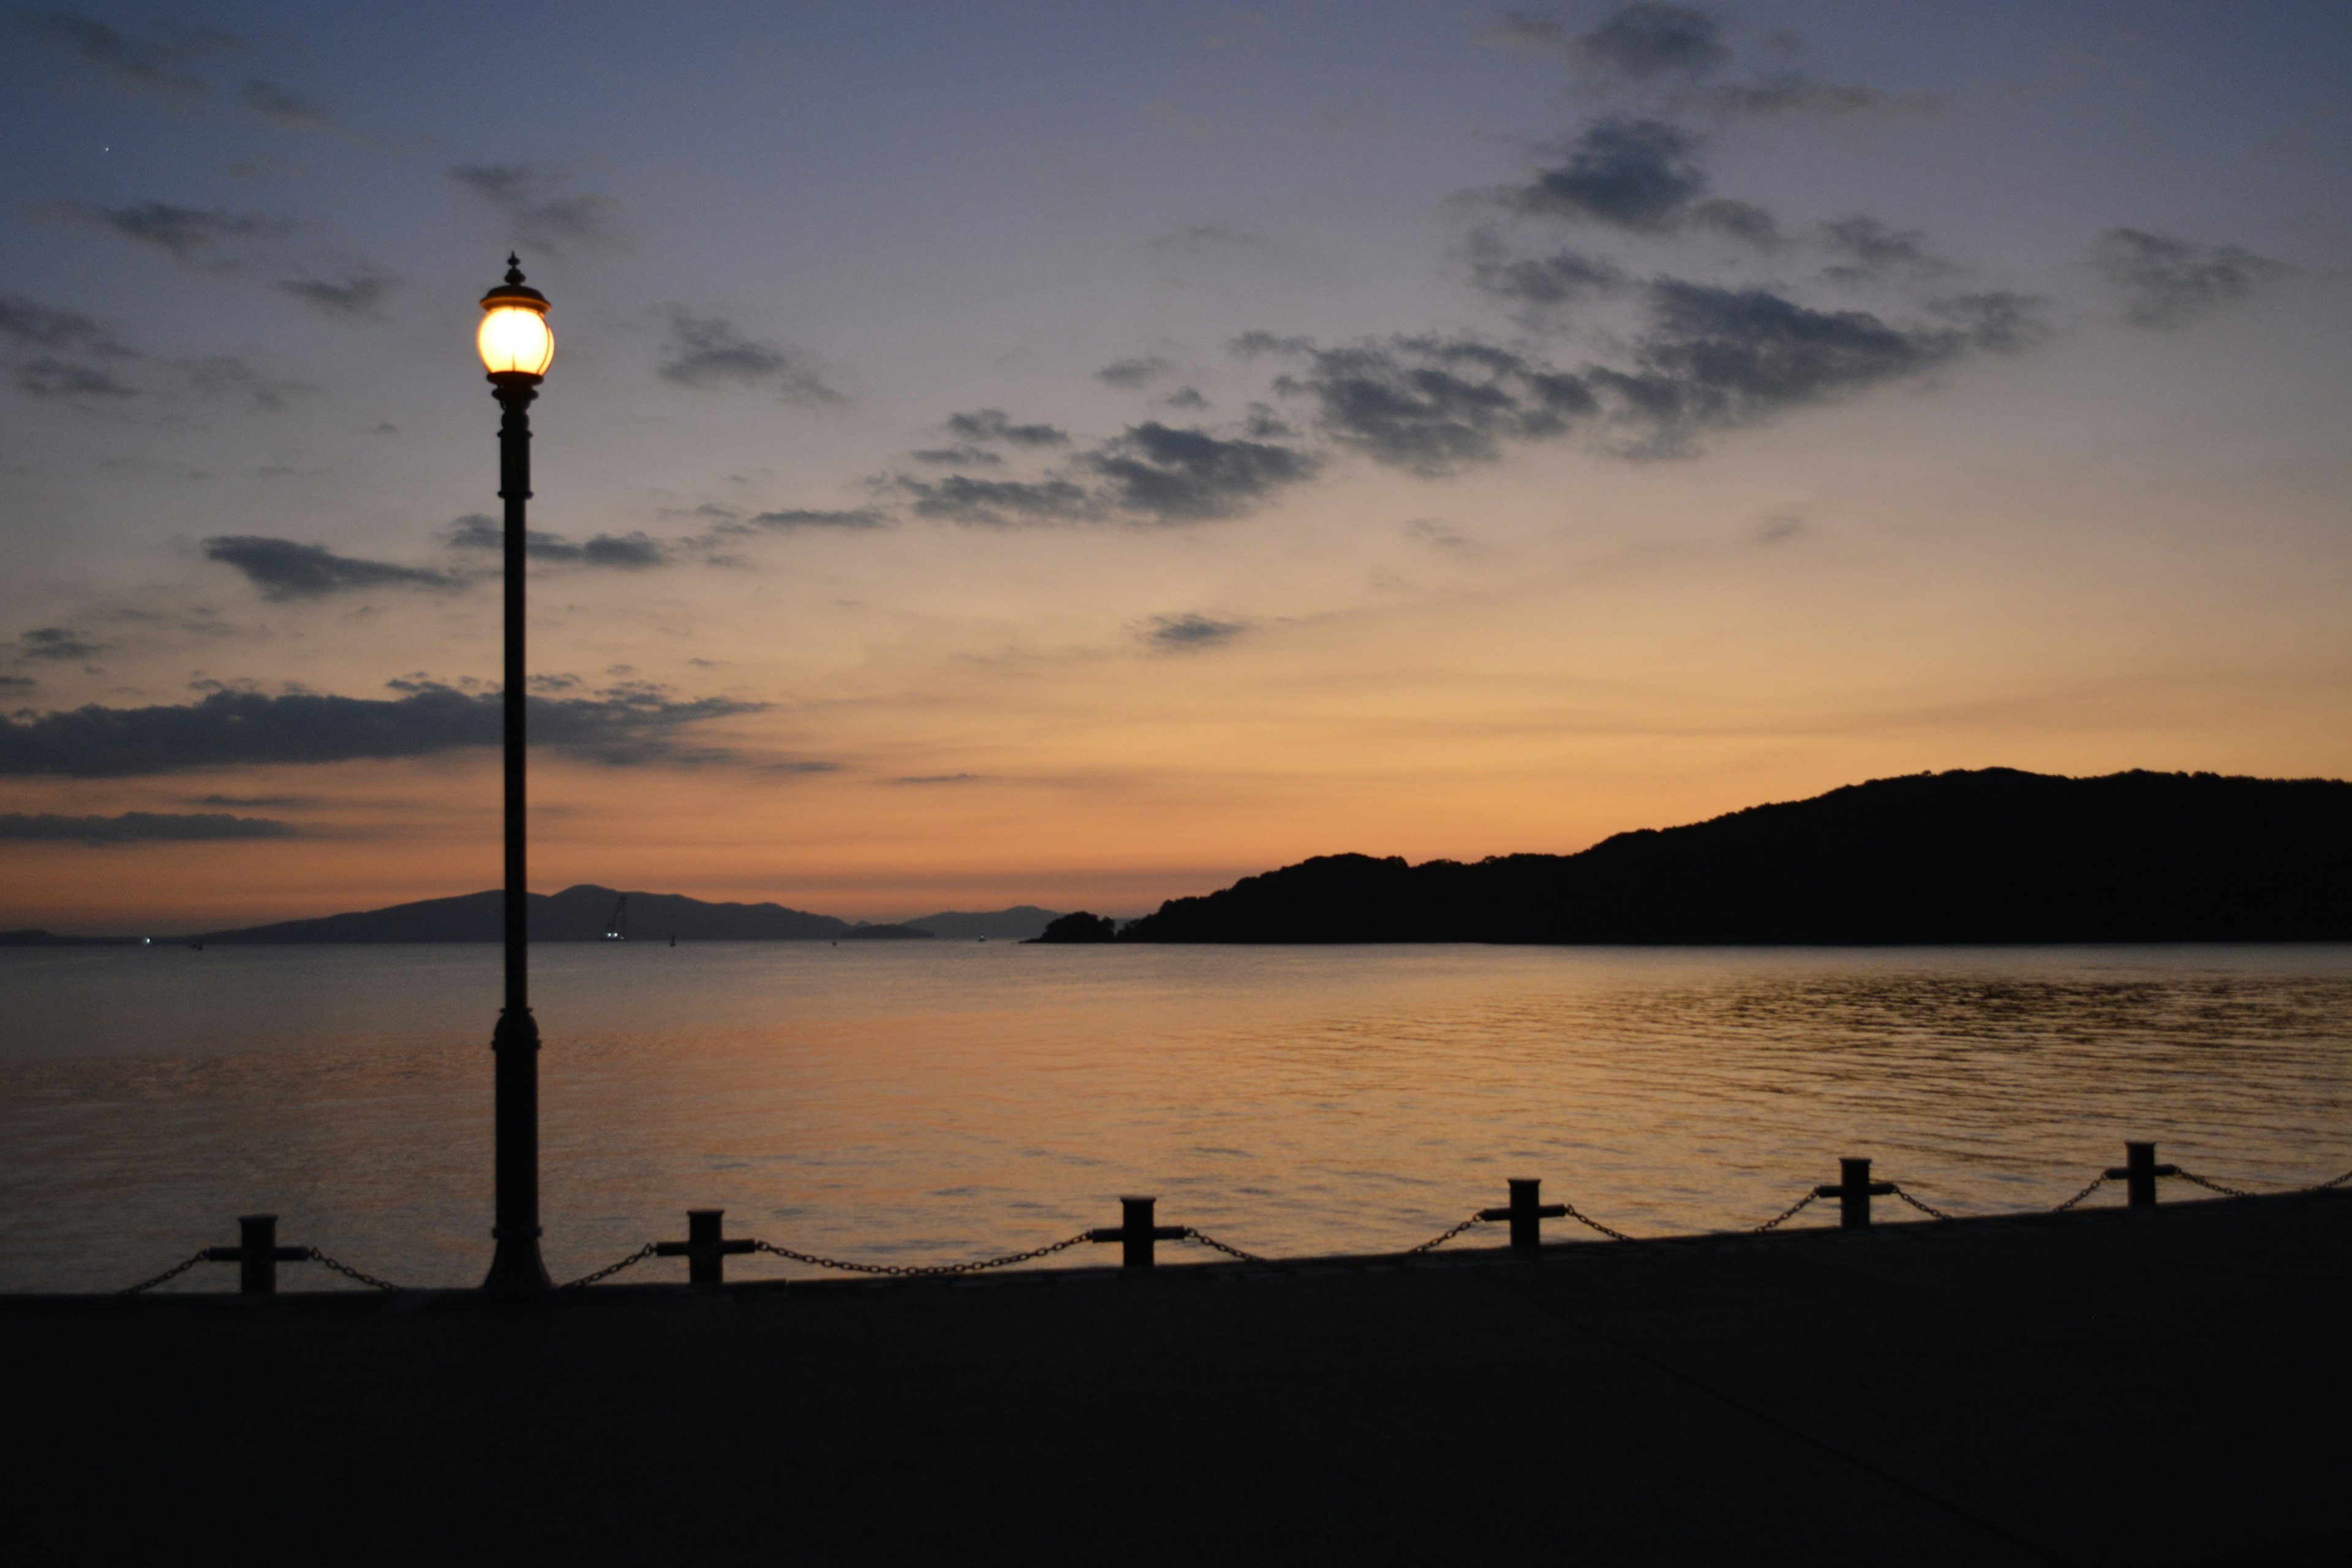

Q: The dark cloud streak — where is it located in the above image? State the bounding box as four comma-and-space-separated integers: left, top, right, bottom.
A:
658, 311, 839, 404
0, 684, 772, 777
0, 810, 296, 844
448, 164, 624, 253
203, 537, 462, 600
2092, 228, 2294, 328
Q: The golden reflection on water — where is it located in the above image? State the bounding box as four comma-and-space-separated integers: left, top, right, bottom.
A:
3, 943, 2348, 1291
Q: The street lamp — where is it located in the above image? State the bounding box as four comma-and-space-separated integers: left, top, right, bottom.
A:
478, 255, 552, 1295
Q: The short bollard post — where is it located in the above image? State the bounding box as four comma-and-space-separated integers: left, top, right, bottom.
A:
655, 1208, 756, 1285
202, 1214, 310, 1295
1086, 1196, 1186, 1268
1815, 1158, 1895, 1229
1478, 1178, 1568, 1253
2105, 1142, 2179, 1208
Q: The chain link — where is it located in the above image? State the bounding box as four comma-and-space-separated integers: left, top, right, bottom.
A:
1753, 1189, 1820, 1233
121, 1251, 211, 1295
1884, 1184, 1954, 1221
561, 1242, 659, 1289
2174, 1165, 2352, 1199
1181, 1228, 1274, 1264
1559, 1202, 1636, 1242
1398, 1215, 1487, 1256
2171, 1170, 2256, 1199
304, 1248, 401, 1291
2051, 1172, 2110, 1212
750, 1232, 1093, 1279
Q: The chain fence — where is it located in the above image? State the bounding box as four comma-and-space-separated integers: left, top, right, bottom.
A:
1885, 1185, 1955, 1221
562, 1243, 658, 1289
113, 1149, 2352, 1294
1182, 1228, 1275, 1264
306, 1249, 401, 1291
121, 1245, 404, 1295
751, 1232, 1096, 1279
2051, 1172, 2111, 1212
1399, 1215, 1489, 1256
121, 1252, 212, 1295
1753, 1189, 1820, 1233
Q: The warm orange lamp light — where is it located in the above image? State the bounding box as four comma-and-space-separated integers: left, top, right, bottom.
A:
477, 255, 553, 377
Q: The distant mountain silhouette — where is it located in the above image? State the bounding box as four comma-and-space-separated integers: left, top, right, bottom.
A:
0, 929, 138, 947
198, 885, 856, 944
1118, 769, 2352, 945
907, 906, 1064, 941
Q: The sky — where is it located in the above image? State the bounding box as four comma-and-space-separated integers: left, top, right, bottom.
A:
1, 0, 2346, 932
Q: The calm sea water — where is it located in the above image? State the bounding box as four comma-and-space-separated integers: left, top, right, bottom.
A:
3, 941, 2348, 1292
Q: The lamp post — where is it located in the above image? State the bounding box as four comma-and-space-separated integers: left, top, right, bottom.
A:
477, 255, 555, 1295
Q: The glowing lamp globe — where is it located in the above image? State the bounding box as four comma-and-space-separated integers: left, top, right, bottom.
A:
477, 256, 552, 377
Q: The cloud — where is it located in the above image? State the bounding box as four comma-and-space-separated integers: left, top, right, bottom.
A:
202, 537, 464, 600
1145, 613, 1246, 650
53, 201, 291, 266
0, 810, 296, 844
276, 273, 395, 318
1159, 386, 1210, 410
944, 407, 1069, 447
444, 514, 674, 568
1096, 355, 1172, 388
186, 793, 306, 808
889, 772, 981, 785
1703, 78, 1926, 118
236, 78, 335, 130
15, 627, 107, 662
14, 357, 138, 399
1085, 423, 1321, 522
1570, 4, 1728, 80
1245, 279, 2038, 469
0, 682, 771, 777
183, 356, 302, 411
745, 508, 891, 531
1591, 279, 2027, 454
11, 10, 238, 97
1820, 216, 1946, 282
657, 311, 839, 404
1512, 118, 1708, 231
1259, 334, 1598, 474
1143, 222, 1270, 253
910, 445, 1005, 467
1688, 197, 1779, 248
447, 163, 624, 253
0, 675, 34, 692
896, 473, 1098, 527
1404, 518, 1468, 549
0, 294, 126, 353
2091, 228, 2295, 329
2, 295, 141, 399
1465, 233, 1626, 317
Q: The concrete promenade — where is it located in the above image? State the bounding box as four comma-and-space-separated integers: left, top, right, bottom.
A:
7, 1191, 2346, 1565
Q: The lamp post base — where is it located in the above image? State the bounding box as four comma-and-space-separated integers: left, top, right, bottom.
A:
482, 1007, 551, 1295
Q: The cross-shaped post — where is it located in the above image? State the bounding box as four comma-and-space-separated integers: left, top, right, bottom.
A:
1087, 1196, 1187, 1268
1478, 1178, 1568, 1253
2104, 1141, 2179, 1208
655, 1208, 756, 1285
202, 1214, 310, 1295
1814, 1158, 1895, 1229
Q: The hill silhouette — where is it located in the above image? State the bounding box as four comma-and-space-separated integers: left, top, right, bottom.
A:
198, 885, 898, 943
1118, 769, 2352, 944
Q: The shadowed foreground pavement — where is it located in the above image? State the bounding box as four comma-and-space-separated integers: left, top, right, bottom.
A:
9, 1193, 2347, 1566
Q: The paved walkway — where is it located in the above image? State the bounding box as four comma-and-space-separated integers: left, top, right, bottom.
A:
9, 1192, 2346, 1564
